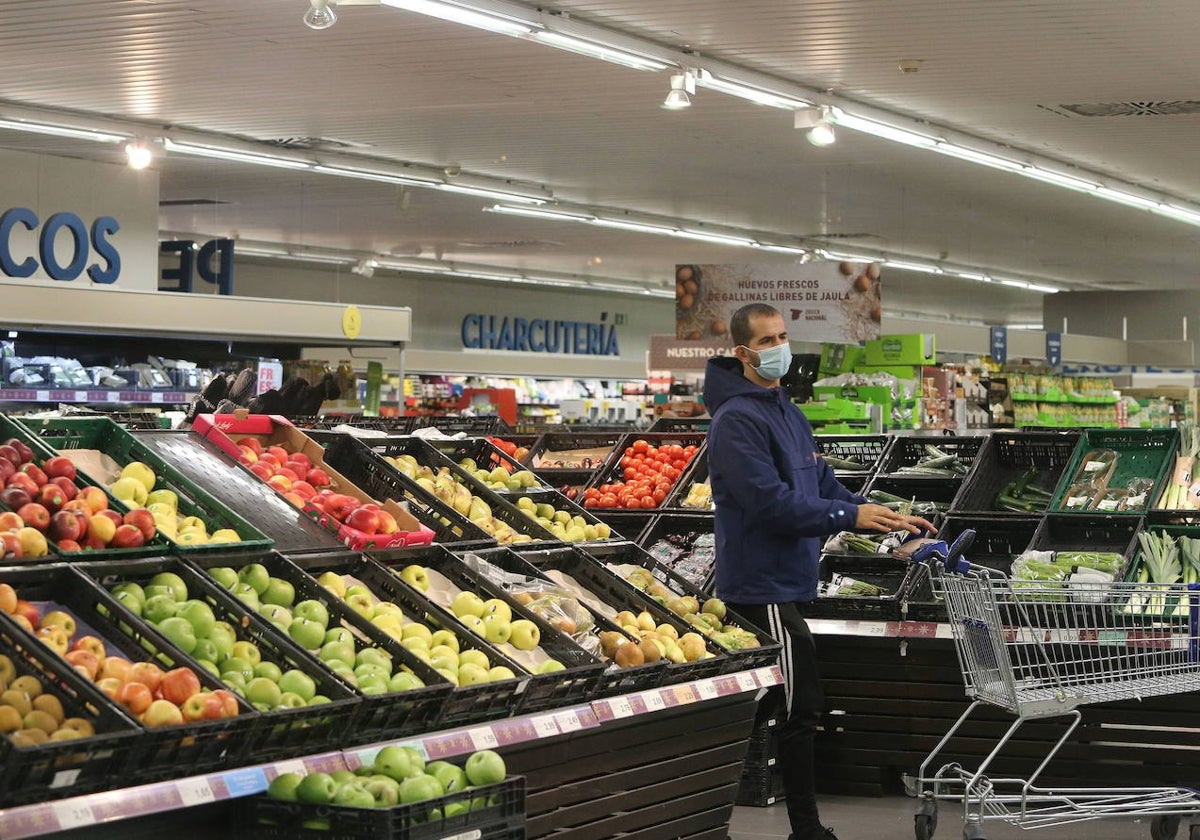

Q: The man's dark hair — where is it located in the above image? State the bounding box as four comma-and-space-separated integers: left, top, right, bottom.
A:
730, 303, 782, 347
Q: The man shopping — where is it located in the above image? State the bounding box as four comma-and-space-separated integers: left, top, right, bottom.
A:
703, 303, 934, 840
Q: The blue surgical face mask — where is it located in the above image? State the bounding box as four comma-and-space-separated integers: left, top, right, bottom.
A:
742, 341, 792, 381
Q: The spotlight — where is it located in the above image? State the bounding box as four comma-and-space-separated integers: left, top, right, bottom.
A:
303, 0, 337, 30
661, 71, 696, 111
124, 139, 153, 170
351, 259, 377, 277
795, 106, 837, 146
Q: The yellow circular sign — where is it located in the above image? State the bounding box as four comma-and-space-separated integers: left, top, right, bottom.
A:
342, 305, 362, 339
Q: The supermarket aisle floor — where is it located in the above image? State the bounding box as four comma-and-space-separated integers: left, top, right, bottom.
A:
728, 796, 1171, 839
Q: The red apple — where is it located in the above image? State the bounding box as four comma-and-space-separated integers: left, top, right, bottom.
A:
143, 699, 184, 727
16, 502, 50, 532
127, 662, 163, 692
249, 462, 274, 481
123, 509, 157, 541
159, 667, 202, 705
13, 599, 40, 626
79, 486, 108, 515
291, 480, 317, 500
266, 475, 293, 494
182, 692, 224, 722
376, 510, 400, 535
18, 463, 47, 487
0, 532, 22, 559
275, 466, 299, 483
97, 508, 123, 528
256, 453, 281, 470
6, 472, 38, 496
116, 681, 153, 715
211, 689, 239, 718
0, 457, 14, 483
55, 539, 82, 553
4, 440, 33, 465
49, 510, 84, 542
42, 456, 77, 481
324, 494, 358, 520
347, 506, 380, 535
49, 476, 78, 502
64, 649, 100, 679
36, 483, 66, 513
237, 446, 258, 465
82, 535, 107, 551
0, 445, 20, 467
266, 446, 289, 464
0, 509, 25, 530
61, 498, 90, 516
282, 492, 305, 508
284, 460, 309, 481
235, 437, 263, 455
307, 468, 331, 488
110, 524, 146, 548
71, 635, 106, 661
289, 452, 312, 470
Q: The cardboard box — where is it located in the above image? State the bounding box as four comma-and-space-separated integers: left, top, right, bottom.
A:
864, 333, 936, 366
191, 412, 433, 549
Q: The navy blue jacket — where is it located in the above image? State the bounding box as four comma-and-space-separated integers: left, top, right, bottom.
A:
703, 356, 866, 604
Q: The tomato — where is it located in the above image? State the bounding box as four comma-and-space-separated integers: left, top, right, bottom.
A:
683, 445, 697, 457
652, 488, 668, 504
583, 497, 599, 508
620, 455, 635, 469
632, 440, 649, 454
583, 488, 600, 500
624, 497, 643, 509
672, 458, 689, 471
667, 444, 684, 458
623, 467, 639, 481
640, 496, 657, 509
599, 494, 617, 507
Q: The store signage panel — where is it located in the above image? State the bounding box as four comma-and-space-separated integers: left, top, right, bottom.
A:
159, 238, 234, 294
990, 326, 1007, 364
674, 261, 883, 344
1046, 331, 1062, 366
461, 313, 620, 356
0, 207, 121, 283
647, 334, 732, 370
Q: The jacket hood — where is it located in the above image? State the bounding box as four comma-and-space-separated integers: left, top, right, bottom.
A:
703, 356, 772, 414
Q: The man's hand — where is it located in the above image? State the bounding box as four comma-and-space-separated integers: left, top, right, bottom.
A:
855, 503, 937, 535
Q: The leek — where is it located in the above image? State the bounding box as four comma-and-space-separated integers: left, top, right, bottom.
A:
1157, 422, 1200, 510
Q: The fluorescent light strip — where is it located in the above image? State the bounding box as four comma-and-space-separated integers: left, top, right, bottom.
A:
884, 260, 941, 274
0, 118, 126, 144
934, 143, 1027, 173
379, 0, 535, 35
163, 139, 311, 170
673, 229, 756, 247
954, 272, 993, 283
1093, 187, 1160, 211
696, 73, 812, 110
757, 244, 809, 255
591, 218, 677, 234
832, 111, 937, 148
1026, 282, 1061, 294
1156, 205, 1200, 225
532, 32, 669, 71
313, 165, 439, 186
1025, 167, 1100, 192
485, 204, 592, 221
440, 183, 547, 204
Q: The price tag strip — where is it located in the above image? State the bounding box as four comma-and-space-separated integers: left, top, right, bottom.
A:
468, 726, 499, 751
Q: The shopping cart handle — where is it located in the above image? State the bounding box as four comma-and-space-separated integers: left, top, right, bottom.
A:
907, 529, 976, 574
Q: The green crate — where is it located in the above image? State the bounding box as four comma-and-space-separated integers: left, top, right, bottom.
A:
1049, 428, 1178, 515
1122, 523, 1200, 619
17, 416, 272, 554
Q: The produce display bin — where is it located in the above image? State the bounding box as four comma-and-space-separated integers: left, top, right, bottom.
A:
584, 432, 707, 511
500, 486, 619, 543
185, 550, 452, 742
19, 415, 274, 554
814, 433, 891, 479
808, 554, 917, 621
950, 429, 1082, 516
1028, 514, 1142, 581
580, 540, 780, 673
0, 413, 176, 560
425, 436, 549, 490
284, 551, 526, 726
370, 544, 607, 713
536, 468, 597, 506
452, 544, 669, 697
341, 436, 561, 547
523, 431, 626, 472
639, 514, 717, 591
511, 544, 728, 684
647, 417, 711, 432
74, 557, 361, 761
131, 430, 345, 554
238, 775, 525, 840
0, 563, 261, 783
318, 435, 493, 546
875, 434, 986, 479
1048, 427, 1178, 515
860, 475, 960, 521
665, 449, 714, 512
409, 415, 513, 436
0, 605, 143, 806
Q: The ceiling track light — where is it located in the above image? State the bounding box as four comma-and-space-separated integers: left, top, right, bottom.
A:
661, 71, 696, 110
303, 0, 337, 29
124, 139, 154, 170
796, 106, 836, 146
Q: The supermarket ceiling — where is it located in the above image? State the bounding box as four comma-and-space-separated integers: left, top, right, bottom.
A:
1, 0, 1200, 327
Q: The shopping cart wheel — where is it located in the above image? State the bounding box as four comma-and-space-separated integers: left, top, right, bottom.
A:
962, 825, 986, 840
1151, 815, 1180, 840
914, 812, 936, 840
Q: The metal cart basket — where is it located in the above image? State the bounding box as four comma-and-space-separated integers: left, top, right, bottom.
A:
906, 531, 1200, 840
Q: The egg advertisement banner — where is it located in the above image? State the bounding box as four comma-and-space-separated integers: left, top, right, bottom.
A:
674, 261, 882, 343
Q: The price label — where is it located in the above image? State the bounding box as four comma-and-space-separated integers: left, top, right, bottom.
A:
106, 391, 120, 403
696, 680, 718, 700
644, 691, 665, 711
736, 672, 758, 692
468, 727, 499, 750
177, 777, 217, 807
53, 800, 95, 830
554, 709, 582, 732
151, 392, 164, 403
531, 715, 559, 738
755, 667, 777, 686
271, 759, 307, 777
35, 390, 49, 402
609, 696, 634, 718
73, 391, 87, 401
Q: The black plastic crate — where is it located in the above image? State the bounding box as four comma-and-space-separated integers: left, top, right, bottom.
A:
665, 449, 715, 512
585, 433, 707, 509
0, 563, 262, 783
808, 554, 917, 621
451, 544, 669, 698
538, 468, 598, 506
814, 434, 891, 478
590, 509, 656, 542
410, 416, 513, 436
876, 435, 986, 479
524, 431, 626, 472
951, 430, 1081, 515
502, 487, 620, 543
74, 557, 361, 761
0, 606, 142, 806
239, 775, 525, 840
1049, 428, 1178, 515
321, 435, 493, 545
425, 437, 549, 491
370, 545, 607, 713
648, 417, 711, 432
639, 514, 717, 591
579, 541, 780, 673
284, 552, 525, 726
1028, 514, 1142, 580
511, 545, 728, 685
861, 475, 961, 520
185, 551, 452, 742
131, 430, 345, 554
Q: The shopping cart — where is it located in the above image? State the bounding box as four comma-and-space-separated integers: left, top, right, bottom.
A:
905, 530, 1200, 840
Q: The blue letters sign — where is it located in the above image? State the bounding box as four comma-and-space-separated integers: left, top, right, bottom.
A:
990, 326, 1007, 365
461, 314, 620, 356
0, 207, 120, 283
1046, 332, 1062, 367
160, 239, 235, 295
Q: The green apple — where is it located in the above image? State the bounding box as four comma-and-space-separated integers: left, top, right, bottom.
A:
229, 583, 260, 611
245, 676, 283, 708
237, 563, 271, 596
333, 781, 375, 809
146, 488, 178, 509
345, 593, 374, 619
398, 564, 431, 592
481, 598, 512, 622
536, 659, 565, 674
489, 665, 517, 681
230, 641, 261, 666
278, 669, 317, 701
157, 616, 198, 654
364, 777, 400, 808
276, 691, 308, 710
357, 674, 389, 695
143, 584, 175, 602
481, 614, 511, 645
221, 656, 255, 682
458, 614, 485, 636
194, 639, 221, 662
429, 629, 459, 653
208, 623, 237, 661
207, 566, 238, 591
458, 649, 490, 670
293, 599, 330, 628
267, 771, 304, 802
398, 774, 443, 804
355, 648, 391, 670
465, 749, 507, 786
178, 599, 216, 640
259, 604, 293, 631
400, 636, 430, 653
427, 761, 470, 794
197, 659, 220, 677
309, 694, 331, 705
324, 627, 354, 646
220, 671, 248, 693
444, 800, 471, 818
112, 582, 146, 614
320, 640, 355, 666
436, 667, 459, 686
372, 602, 404, 620
316, 571, 346, 598
253, 661, 283, 682
289, 617, 326, 651
450, 591, 485, 619
142, 594, 178, 623
295, 772, 337, 805
508, 619, 541, 651
388, 671, 425, 692
328, 661, 357, 686
457, 662, 490, 686
330, 769, 357, 785
354, 663, 390, 682
261, 577, 296, 608
373, 745, 421, 781
149, 571, 188, 602
429, 650, 457, 672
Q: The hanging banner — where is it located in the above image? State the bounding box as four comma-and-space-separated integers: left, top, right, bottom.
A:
647, 335, 734, 371
674, 261, 882, 343
990, 326, 1008, 365
1046, 332, 1062, 367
